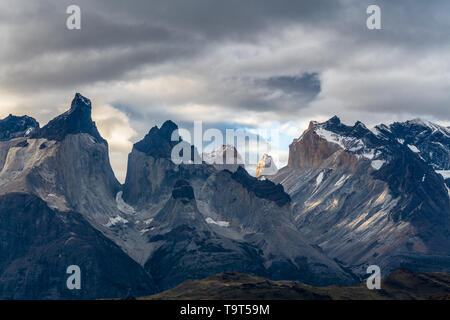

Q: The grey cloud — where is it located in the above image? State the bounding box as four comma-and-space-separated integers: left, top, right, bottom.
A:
262, 73, 321, 100
1, 0, 450, 135
0, 0, 344, 92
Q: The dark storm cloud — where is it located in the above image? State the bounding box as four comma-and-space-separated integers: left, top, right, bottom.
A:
0, 0, 345, 92
89, 0, 344, 40
2, 0, 450, 181
263, 73, 321, 100
2, 0, 450, 117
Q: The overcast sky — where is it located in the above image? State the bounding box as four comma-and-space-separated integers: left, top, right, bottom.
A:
1, 0, 449, 181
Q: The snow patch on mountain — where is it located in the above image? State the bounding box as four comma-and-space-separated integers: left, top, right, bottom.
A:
316, 127, 363, 151
408, 144, 420, 153
205, 217, 230, 227
409, 119, 450, 138
335, 174, 350, 187
25, 127, 34, 136
316, 172, 324, 186
144, 218, 154, 225
436, 170, 450, 179
371, 160, 386, 170
315, 125, 381, 162
140, 228, 153, 234
106, 216, 129, 227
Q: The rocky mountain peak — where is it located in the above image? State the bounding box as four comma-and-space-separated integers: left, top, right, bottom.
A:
255, 153, 278, 178
307, 116, 342, 131
288, 117, 386, 170
72, 92, 92, 110
326, 115, 341, 125
133, 120, 182, 158
0, 114, 39, 141
204, 144, 243, 163
319, 117, 373, 139
31, 93, 106, 144
159, 120, 178, 140
380, 119, 450, 170
203, 144, 244, 172
307, 121, 318, 130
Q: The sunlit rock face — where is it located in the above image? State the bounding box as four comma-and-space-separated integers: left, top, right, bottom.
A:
256, 153, 278, 178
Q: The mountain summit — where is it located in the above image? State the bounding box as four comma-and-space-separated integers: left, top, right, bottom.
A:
203, 144, 245, 172
255, 153, 278, 178
134, 120, 181, 158
32, 93, 105, 144
0, 114, 39, 141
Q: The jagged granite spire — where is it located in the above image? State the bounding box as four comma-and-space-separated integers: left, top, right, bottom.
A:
133, 120, 201, 162
255, 153, 278, 178
327, 115, 341, 125
133, 120, 181, 158
32, 93, 106, 144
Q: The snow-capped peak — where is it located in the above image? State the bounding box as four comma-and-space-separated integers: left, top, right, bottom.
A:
303, 117, 389, 169
203, 144, 244, 165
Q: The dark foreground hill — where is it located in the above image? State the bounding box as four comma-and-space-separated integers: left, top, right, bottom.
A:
141, 269, 450, 300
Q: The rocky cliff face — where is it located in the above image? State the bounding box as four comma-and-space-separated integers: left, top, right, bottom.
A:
0, 193, 156, 299
0, 94, 120, 223
272, 116, 450, 275
0, 94, 155, 299
123, 120, 211, 211
143, 180, 268, 290
374, 119, 450, 193
123, 120, 355, 288
196, 168, 355, 285
374, 119, 450, 171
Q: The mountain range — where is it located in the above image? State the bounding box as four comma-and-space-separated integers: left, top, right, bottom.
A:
0, 93, 449, 299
